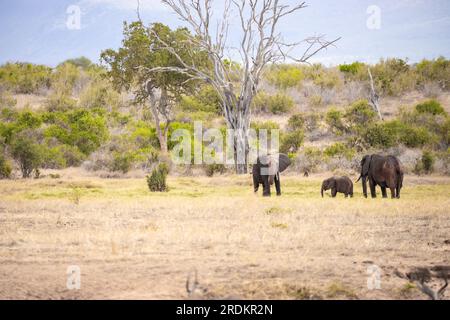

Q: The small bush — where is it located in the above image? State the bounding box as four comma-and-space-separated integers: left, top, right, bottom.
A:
280, 130, 304, 154
294, 147, 322, 173
308, 94, 323, 107
323, 142, 355, 160
415, 100, 445, 115
416, 56, 450, 90
287, 114, 305, 131
252, 92, 294, 114
204, 163, 225, 177
326, 108, 346, 135
414, 151, 435, 175
362, 123, 396, 148
422, 151, 435, 173
345, 99, 377, 127
0, 154, 12, 179
266, 65, 304, 89
147, 163, 169, 192
398, 126, 433, 148
11, 134, 43, 178
0, 62, 52, 94
339, 62, 364, 75
111, 152, 135, 174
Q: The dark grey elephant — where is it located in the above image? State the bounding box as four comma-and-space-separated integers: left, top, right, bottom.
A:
356, 154, 404, 199
252, 153, 291, 197
321, 176, 353, 198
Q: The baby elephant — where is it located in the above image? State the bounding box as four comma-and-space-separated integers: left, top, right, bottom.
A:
321, 176, 353, 198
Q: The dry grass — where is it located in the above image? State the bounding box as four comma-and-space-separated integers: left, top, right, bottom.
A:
0, 173, 449, 300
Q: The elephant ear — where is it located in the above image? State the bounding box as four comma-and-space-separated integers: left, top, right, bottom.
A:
271, 153, 291, 173
362, 155, 372, 176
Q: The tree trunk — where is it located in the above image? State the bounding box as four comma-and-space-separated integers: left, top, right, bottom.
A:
226, 95, 251, 175
368, 68, 383, 121
148, 88, 169, 155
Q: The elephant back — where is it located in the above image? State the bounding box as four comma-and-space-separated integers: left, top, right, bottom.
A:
257, 153, 291, 173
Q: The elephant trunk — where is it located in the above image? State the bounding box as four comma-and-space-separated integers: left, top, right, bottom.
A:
355, 175, 362, 183
268, 175, 275, 185
321, 182, 326, 197
362, 176, 368, 198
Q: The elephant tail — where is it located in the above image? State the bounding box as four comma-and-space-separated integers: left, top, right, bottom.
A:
355, 175, 362, 183
397, 169, 404, 189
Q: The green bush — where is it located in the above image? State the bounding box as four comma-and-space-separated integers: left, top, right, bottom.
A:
339, 62, 365, 75
398, 126, 433, 148
51, 62, 81, 96
280, 130, 304, 154
111, 152, 135, 174
422, 151, 435, 173
0, 154, 12, 179
204, 163, 225, 177
79, 78, 121, 112
11, 134, 43, 178
371, 58, 413, 96
266, 65, 304, 89
362, 123, 397, 148
43, 109, 108, 155
302, 64, 341, 89
45, 93, 77, 112
287, 114, 305, 131
326, 108, 346, 135
0, 62, 52, 94
416, 57, 450, 90
323, 142, 355, 160
252, 92, 294, 114
415, 100, 445, 115
345, 99, 377, 127
147, 163, 169, 192
362, 120, 433, 149
180, 85, 222, 114
308, 95, 323, 107
62, 56, 93, 69
250, 121, 280, 133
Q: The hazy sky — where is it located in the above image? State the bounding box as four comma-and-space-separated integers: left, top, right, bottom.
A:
0, 0, 449, 66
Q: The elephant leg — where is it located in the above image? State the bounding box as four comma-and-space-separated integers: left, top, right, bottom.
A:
362, 177, 368, 198
390, 187, 396, 199
345, 193, 348, 198
331, 188, 337, 198
381, 186, 388, 198
369, 179, 376, 198
253, 174, 260, 193
262, 176, 271, 197
274, 173, 281, 196
396, 174, 402, 199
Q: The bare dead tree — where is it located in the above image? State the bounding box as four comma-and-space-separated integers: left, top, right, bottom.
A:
142, 0, 340, 173
368, 68, 383, 121
395, 266, 449, 300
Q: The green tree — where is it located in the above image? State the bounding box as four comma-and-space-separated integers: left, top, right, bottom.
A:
11, 132, 43, 178
101, 21, 206, 154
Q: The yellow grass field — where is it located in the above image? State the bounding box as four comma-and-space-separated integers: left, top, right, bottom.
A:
0, 172, 449, 300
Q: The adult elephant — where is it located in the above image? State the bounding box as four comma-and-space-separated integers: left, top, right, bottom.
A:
356, 154, 404, 199
252, 153, 291, 197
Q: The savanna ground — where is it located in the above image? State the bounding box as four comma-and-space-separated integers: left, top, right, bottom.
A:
0, 170, 449, 300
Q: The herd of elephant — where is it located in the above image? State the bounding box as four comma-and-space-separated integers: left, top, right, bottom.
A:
252, 153, 404, 199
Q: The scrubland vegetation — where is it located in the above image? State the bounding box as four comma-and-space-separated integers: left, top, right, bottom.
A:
1, 55, 449, 179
